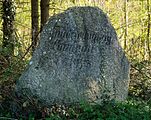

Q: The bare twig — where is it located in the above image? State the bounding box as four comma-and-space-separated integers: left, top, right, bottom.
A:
131, 64, 151, 79
21, 30, 41, 60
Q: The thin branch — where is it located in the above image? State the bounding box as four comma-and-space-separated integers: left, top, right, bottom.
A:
131, 64, 151, 79
21, 30, 41, 60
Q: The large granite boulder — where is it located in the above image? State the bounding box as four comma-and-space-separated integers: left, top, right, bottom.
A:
16, 6, 130, 105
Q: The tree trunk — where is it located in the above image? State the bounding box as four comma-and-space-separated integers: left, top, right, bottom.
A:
124, 0, 128, 50
40, 0, 49, 30
31, 0, 39, 53
147, 0, 151, 60
2, 0, 16, 62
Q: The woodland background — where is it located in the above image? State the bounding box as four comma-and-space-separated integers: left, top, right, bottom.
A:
0, 0, 151, 119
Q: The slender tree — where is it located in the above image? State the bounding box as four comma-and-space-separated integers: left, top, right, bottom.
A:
40, 0, 49, 30
147, 0, 150, 60
2, 0, 16, 62
123, 0, 128, 50
31, 0, 39, 53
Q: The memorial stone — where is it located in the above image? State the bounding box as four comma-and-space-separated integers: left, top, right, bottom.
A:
16, 6, 130, 105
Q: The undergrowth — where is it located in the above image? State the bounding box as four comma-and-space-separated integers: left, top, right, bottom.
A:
0, 57, 151, 119
1, 98, 151, 120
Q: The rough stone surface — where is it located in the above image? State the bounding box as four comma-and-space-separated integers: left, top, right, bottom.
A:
16, 6, 130, 105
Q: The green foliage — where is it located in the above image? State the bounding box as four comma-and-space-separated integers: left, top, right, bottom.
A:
1, 98, 151, 120
129, 61, 151, 100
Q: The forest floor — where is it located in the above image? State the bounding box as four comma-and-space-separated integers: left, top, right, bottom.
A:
0, 60, 151, 120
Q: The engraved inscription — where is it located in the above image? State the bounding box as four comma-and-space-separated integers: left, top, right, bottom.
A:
62, 55, 93, 69
46, 30, 112, 53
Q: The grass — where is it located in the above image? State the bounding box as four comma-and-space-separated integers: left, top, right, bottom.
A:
1, 97, 151, 120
